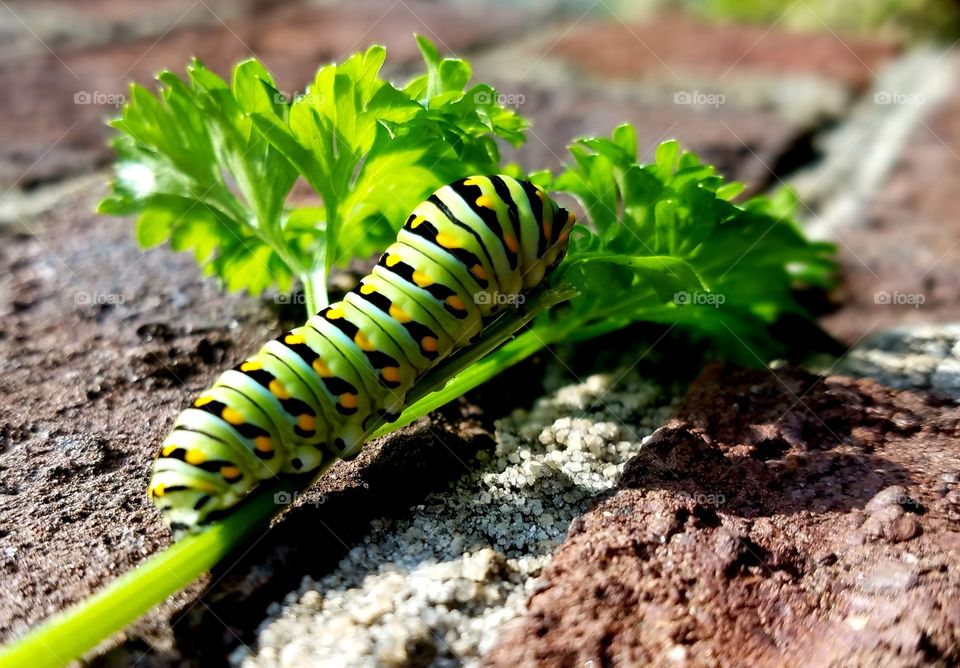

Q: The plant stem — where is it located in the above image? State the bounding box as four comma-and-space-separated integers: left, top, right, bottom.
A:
300, 268, 328, 316
0, 475, 309, 668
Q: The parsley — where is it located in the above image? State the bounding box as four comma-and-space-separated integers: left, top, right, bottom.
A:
99, 37, 527, 314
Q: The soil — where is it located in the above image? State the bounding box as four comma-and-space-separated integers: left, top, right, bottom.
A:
484, 363, 960, 666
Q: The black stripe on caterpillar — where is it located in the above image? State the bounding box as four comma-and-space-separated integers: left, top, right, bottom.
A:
149, 175, 574, 532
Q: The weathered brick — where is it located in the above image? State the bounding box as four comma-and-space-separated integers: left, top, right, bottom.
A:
550, 15, 898, 89
0, 0, 525, 188
499, 84, 803, 192
821, 74, 960, 342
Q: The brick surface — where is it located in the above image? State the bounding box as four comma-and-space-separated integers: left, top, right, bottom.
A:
0, 0, 256, 59
0, 0, 527, 188
485, 364, 960, 667
820, 63, 960, 343
501, 84, 801, 190
550, 15, 898, 89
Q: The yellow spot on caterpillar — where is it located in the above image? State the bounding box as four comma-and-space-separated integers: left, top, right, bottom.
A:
285, 333, 305, 345
269, 379, 290, 400
339, 394, 357, 409
312, 358, 332, 376
152, 483, 165, 497
463, 177, 481, 186
421, 336, 439, 353
475, 195, 495, 209
436, 232, 459, 249
567, 211, 576, 224
220, 465, 241, 480
382, 367, 401, 383
185, 449, 206, 465
385, 254, 401, 267
326, 307, 345, 320
161, 444, 178, 457
410, 215, 425, 229
254, 436, 273, 452
222, 407, 245, 425
389, 305, 411, 323
355, 331, 376, 352
471, 264, 487, 280
297, 414, 316, 430
240, 360, 262, 372
535, 189, 544, 199
445, 295, 465, 311
412, 271, 433, 287
360, 282, 376, 295
503, 233, 518, 253
194, 395, 213, 407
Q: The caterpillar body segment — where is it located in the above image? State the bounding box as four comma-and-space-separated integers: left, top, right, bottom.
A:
149, 175, 574, 532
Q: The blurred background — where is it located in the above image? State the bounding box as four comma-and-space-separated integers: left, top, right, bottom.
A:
2, 0, 960, 348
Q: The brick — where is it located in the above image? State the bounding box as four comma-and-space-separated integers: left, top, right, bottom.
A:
820, 61, 960, 342
0, 0, 524, 188
550, 15, 898, 89
500, 84, 801, 192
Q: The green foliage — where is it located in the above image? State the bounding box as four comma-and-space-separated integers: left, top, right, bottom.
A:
678, 0, 960, 42
100, 37, 528, 312
543, 125, 836, 363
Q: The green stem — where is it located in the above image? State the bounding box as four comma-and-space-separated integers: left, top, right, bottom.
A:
300, 268, 328, 316
0, 474, 309, 668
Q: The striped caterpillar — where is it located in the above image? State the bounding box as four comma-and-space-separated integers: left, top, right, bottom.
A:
149, 176, 574, 532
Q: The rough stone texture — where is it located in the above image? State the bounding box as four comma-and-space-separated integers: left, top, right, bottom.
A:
498, 85, 802, 192
0, 0, 530, 188
484, 363, 960, 666
470, 14, 899, 196
830, 323, 960, 400
817, 54, 960, 344
550, 15, 898, 89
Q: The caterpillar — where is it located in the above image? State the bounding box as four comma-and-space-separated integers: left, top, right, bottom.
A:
149, 175, 574, 533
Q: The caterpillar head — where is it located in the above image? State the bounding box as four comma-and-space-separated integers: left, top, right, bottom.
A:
542, 197, 576, 273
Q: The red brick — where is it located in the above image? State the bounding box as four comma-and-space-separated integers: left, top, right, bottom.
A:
0, 0, 524, 188
821, 61, 960, 343
550, 15, 898, 89
502, 84, 800, 192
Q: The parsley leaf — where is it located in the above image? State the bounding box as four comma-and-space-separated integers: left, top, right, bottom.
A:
100, 37, 530, 315
544, 125, 836, 362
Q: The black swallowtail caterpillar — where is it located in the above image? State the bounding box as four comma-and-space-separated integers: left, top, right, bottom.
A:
149, 176, 574, 532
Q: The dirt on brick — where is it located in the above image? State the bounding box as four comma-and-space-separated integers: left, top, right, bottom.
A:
484, 363, 960, 667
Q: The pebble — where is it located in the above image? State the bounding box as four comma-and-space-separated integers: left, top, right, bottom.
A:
858, 558, 919, 594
